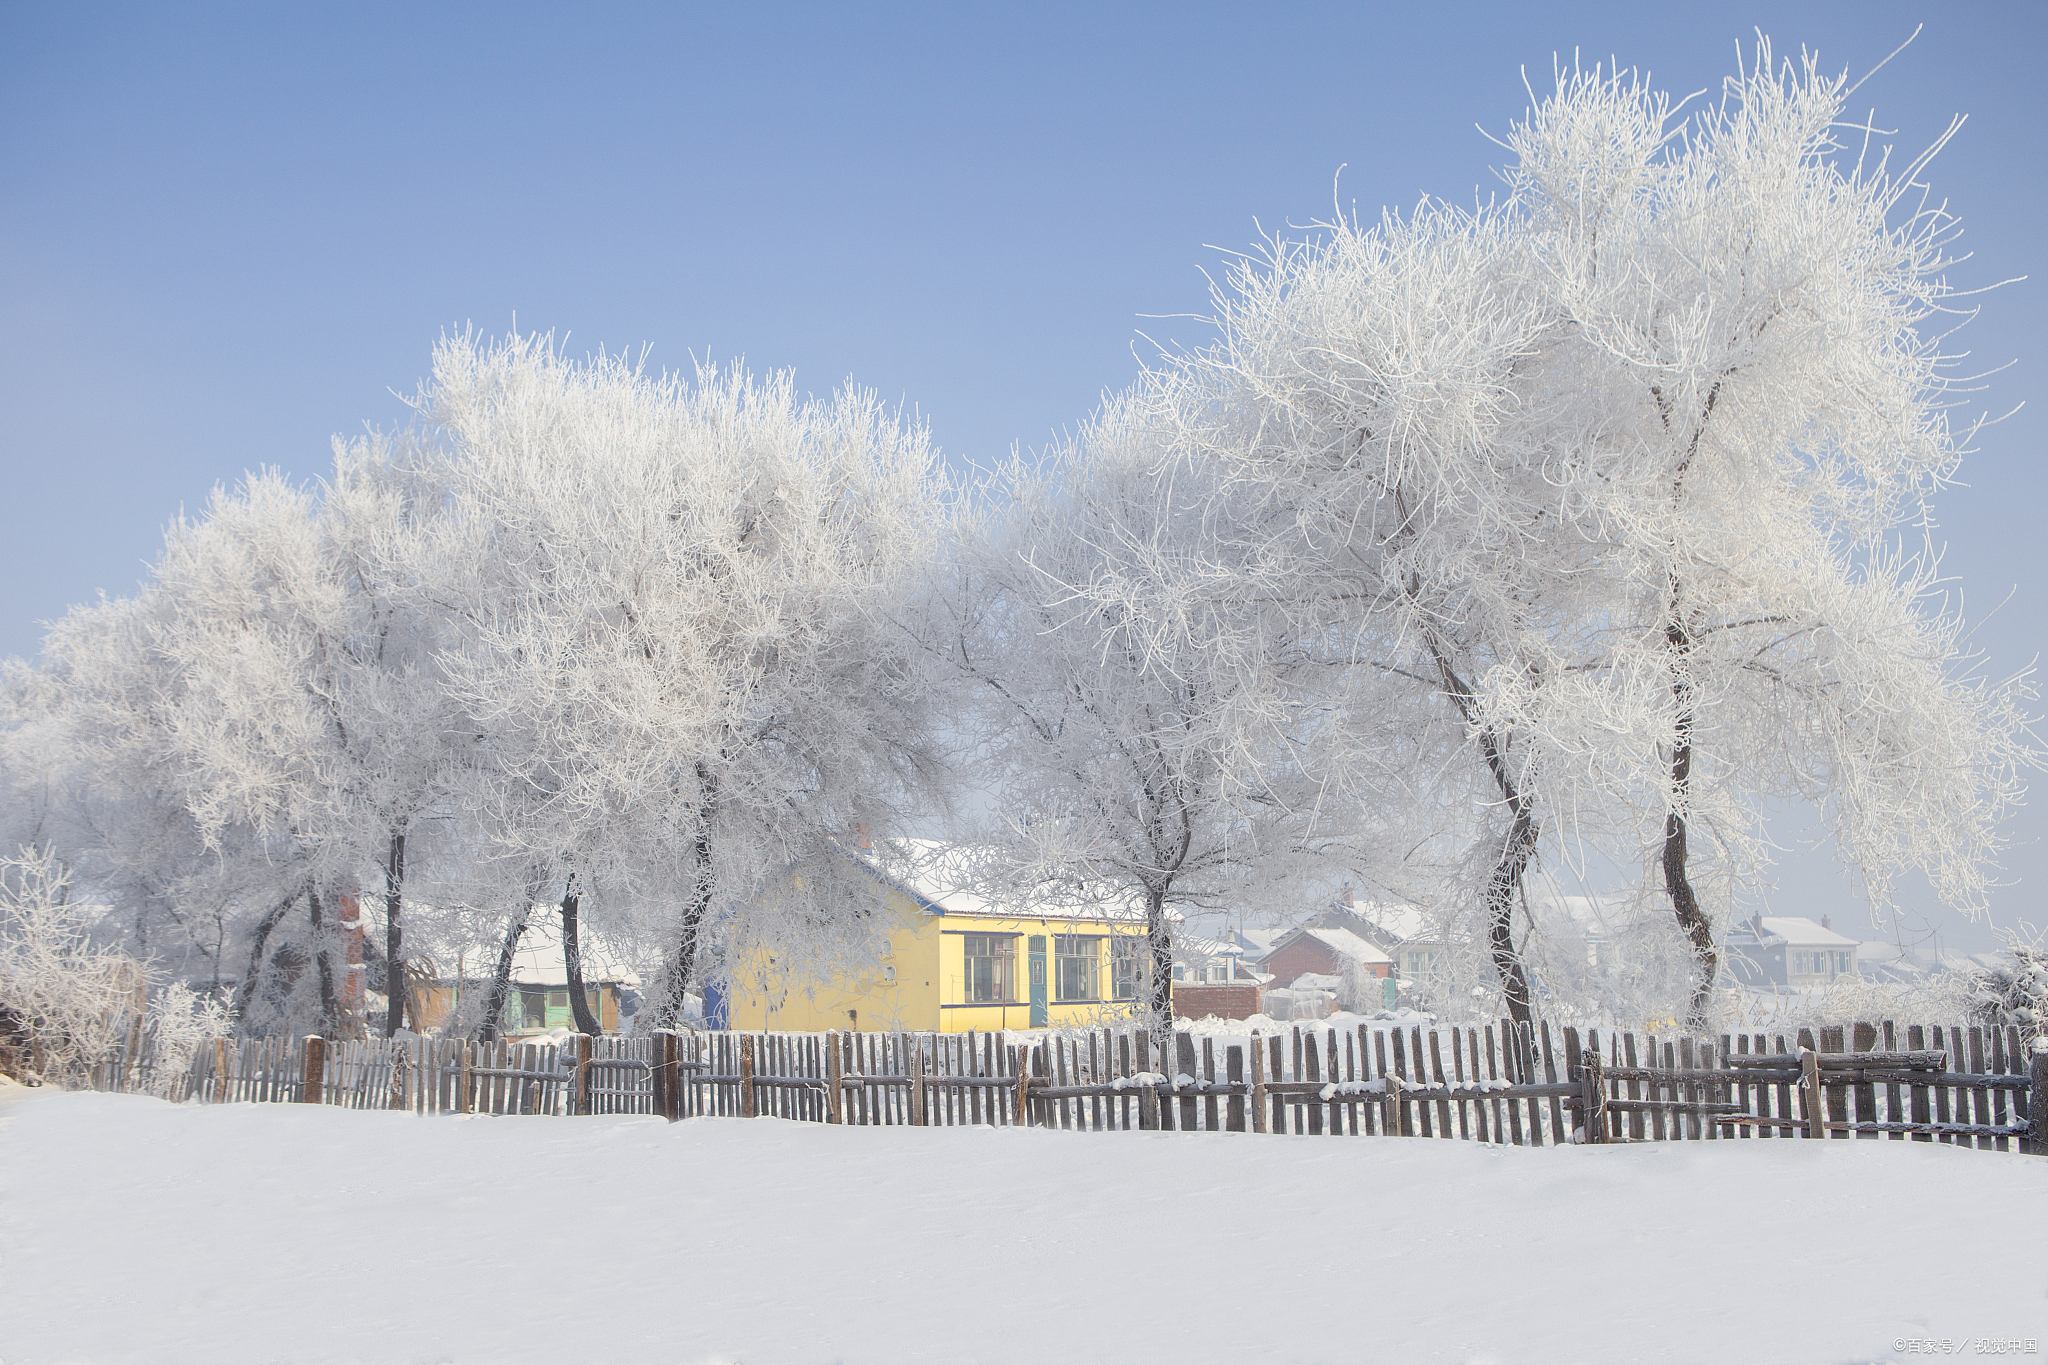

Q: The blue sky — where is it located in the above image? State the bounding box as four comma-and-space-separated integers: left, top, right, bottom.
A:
4, 2, 2043, 951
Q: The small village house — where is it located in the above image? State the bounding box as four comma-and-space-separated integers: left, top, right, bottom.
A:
1256, 925, 1392, 992
409, 921, 642, 1037
723, 842, 1165, 1033
1724, 915, 1860, 991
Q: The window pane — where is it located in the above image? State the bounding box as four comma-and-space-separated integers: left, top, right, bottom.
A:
964, 935, 1014, 1003
1055, 936, 1099, 1000
1110, 938, 1143, 1000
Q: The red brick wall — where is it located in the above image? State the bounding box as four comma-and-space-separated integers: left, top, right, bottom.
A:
1170, 982, 1262, 1020
1262, 938, 1341, 985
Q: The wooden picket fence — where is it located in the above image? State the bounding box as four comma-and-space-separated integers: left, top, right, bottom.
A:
88, 1017, 2046, 1153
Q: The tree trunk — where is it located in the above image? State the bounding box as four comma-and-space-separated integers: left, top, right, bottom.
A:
1419, 622, 1538, 1025
1144, 888, 1175, 1052
383, 829, 406, 1038
229, 892, 298, 1026
655, 771, 718, 1029
476, 910, 530, 1042
1664, 612, 1717, 1031
1651, 387, 1723, 1033
308, 887, 340, 1038
654, 854, 712, 1029
1483, 792, 1538, 1027
560, 875, 603, 1035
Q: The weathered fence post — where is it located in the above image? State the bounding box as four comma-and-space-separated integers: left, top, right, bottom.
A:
457, 1042, 473, 1115
825, 1031, 844, 1124
660, 1032, 681, 1122
2028, 1045, 2047, 1156
1175, 1032, 1199, 1131
739, 1033, 756, 1119
300, 1036, 325, 1105
1580, 1048, 1606, 1144
1226, 1044, 1245, 1133
573, 1033, 592, 1117
1249, 1032, 1268, 1135
1134, 1031, 1159, 1131
650, 1031, 668, 1120
1800, 1048, 1826, 1139
1013, 1050, 1030, 1127
213, 1037, 231, 1104
910, 1034, 927, 1127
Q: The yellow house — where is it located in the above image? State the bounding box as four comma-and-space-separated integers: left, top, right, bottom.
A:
724, 841, 1169, 1033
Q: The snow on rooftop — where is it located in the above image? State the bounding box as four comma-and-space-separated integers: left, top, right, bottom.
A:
1300, 926, 1393, 965
1234, 926, 1282, 955
1172, 933, 1241, 960
505, 918, 642, 988
866, 839, 1181, 925
1749, 917, 1861, 948
1352, 902, 1431, 942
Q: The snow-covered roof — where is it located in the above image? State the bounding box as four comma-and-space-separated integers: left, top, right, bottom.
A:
1234, 927, 1283, 956
1748, 917, 1859, 949
1353, 903, 1432, 944
1526, 891, 1634, 937
1173, 934, 1242, 961
1271, 925, 1393, 967
506, 919, 642, 988
865, 839, 1181, 926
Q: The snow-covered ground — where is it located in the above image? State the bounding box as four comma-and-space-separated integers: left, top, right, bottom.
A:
3, 1084, 2043, 1365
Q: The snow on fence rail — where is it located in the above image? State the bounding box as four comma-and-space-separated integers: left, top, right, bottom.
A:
85, 1018, 2047, 1153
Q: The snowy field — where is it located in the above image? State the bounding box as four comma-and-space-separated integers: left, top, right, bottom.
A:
3, 1085, 2044, 1365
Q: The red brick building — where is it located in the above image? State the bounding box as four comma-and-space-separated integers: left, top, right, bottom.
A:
1257, 926, 1392, 987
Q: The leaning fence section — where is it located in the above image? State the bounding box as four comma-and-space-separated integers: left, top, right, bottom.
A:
84, 1017, 2044, 1153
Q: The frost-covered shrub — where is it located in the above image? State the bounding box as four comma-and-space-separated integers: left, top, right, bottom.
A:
1968, 932, 2048, 1043
141, 982, 233, 1098
1716, 973, 1977, 1037
0, 846, 141, 1085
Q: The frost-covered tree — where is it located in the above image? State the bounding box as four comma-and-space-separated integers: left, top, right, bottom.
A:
139, 453, 479, 1037
1153, 43, 2032, 1029
413, 334, 951, 1028
1499, 49, 2035, 1026
6, 577, 310, 1019
1157, 201, 1600, 1024
929, 389, 1430, 1038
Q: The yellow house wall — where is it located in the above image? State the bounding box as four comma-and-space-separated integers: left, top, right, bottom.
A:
726, 877, 1150, 1033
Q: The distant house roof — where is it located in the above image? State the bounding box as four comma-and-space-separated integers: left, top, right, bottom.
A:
1232, 927, 1283, 957
1305, 927, 1394, 965
507, 920, 641, 988
1173, 934, 1243, 962
862, 839, 1181, 925
1260, 924, 1393, 969
1730, 916, 1860, 949
1350, 904, 1432, 945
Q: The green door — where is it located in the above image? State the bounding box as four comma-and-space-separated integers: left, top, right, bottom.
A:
1028, 935, 1047, 1028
